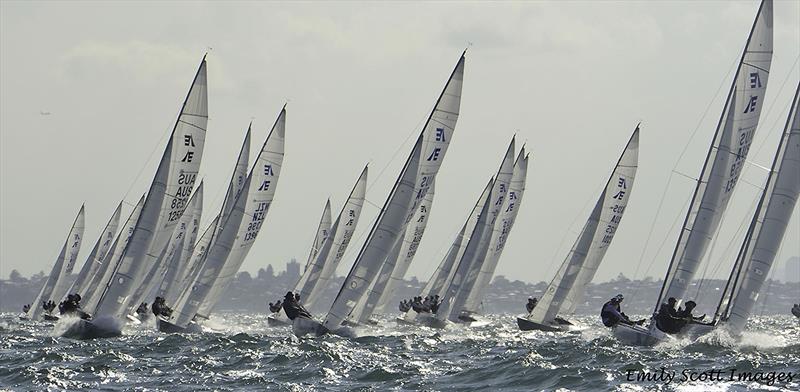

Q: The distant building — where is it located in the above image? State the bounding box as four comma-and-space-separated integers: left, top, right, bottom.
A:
784, 256, 799, 283
285, 258, 300, 282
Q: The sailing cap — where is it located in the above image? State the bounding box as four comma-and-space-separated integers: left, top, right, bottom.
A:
614, 294, 624, 301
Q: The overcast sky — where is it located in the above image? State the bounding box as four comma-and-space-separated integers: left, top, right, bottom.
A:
1, 1, 798, 291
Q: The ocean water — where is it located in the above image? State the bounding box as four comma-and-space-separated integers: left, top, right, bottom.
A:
0, 313, 797, 391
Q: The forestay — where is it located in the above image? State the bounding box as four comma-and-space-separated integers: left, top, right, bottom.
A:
657, 0, 773, 307
94, 57, 208, 321
529, 128, 639, 324
28, 205, 86, 319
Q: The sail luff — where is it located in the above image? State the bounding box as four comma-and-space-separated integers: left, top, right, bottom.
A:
294, 199, 333, 294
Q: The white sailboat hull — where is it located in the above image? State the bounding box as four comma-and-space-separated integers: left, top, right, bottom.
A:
611, 323, 672, 346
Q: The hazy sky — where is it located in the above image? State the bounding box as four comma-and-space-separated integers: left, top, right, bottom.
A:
1, 1, 799, 292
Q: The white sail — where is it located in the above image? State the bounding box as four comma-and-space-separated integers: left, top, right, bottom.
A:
296, 166, 368, 309
464, 148, 529, 312
70, 202, 122, 298
169, 184, 204, 301
28, 205, 86, 319
447, 138, 516, 320
155, 181, 204, 303
293, 199, 333, 293
173, 107, 285, 326
723, 83, 799, 335
658, 0, 773, 307
171, 214, 219, 305
402, 180, 491, 323
323, 53, 465, 330
529, 128, 639, 324
435, 179, 494, 321
170, 128, 250, 305
323, 137, 422, 330
356, 179, 435, 322
83, 195, 145, 313
94, 57, 208, 321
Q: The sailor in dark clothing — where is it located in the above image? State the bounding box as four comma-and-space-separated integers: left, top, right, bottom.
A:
22, 304, 31, 313
411, 296, 428, 313
137, 302, 149, 316
268, 300, 283, 313
43, 300, 56, 314
399, 300, 411, 313
600, 294, 642, 327
430, 295, 441, 314
793, 304, 800, 318
676, 300, 711, 328
656, 297, 683, 333
282, 291, 313, 320
151, 296, 173, 318
526, 297, 538, 313
59, 294, 91, 319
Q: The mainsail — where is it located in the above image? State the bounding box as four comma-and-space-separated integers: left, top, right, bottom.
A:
528, 127, 639, 325
721, 82, 799, 335
462, 148, 529, 313
94, 57, 208, 321
70, 202, 122, 299
153, 181, 203, 307
172, 107, 285, 327
404, 179, 492, 323
354, 180, 435, 323
295, 166, 368, 310
83, 195, 145, 313
323, 52, 465, 330
28, 205, 86, 319
444, 138, 516, 320
656, 0, 773, 308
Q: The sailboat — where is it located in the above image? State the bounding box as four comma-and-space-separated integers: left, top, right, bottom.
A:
167, 127, 252, 314
127, 181, 204, 322
688, 82, 799, 338
268, 166, 368, 327
25, 205, 86, 321
68, 202, 122, 302
435, 142, 528, 326
162, 107, 285, 333
63, 56, 208, 339
613, 0, 773, 346
518, 126, 639, 331
288, 52, 465, 337
398, 179, 493, 328
349, 178, 435, 326
81, 195, 146, 314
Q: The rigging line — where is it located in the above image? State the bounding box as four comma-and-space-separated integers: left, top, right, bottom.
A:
628, 54, 740, 289
120, 117, 175, 202
694, 189, 759, 301
630, 194, 692, 299
365, 106, 430, 194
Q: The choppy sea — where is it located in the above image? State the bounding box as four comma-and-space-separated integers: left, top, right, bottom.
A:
0, 313, 797, 391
